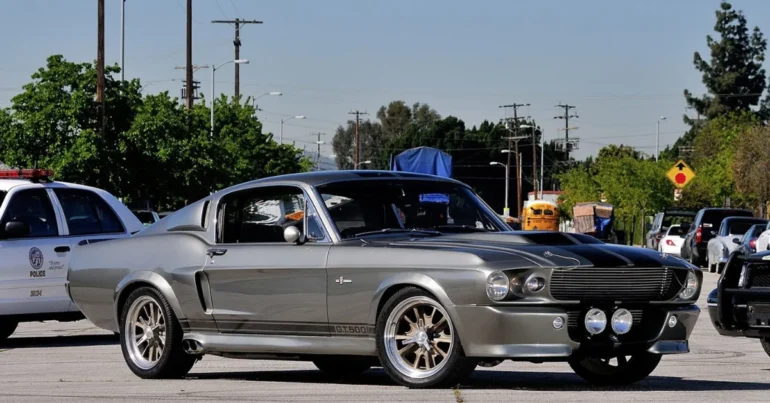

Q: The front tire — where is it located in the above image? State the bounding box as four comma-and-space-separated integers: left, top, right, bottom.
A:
120, 287, 196, 379
376, 287, 476, 388
312, 356, 375, 378
569, 353, 662, 385
0, 320, 18, 342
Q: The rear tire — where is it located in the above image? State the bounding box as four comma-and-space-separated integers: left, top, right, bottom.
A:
312, 356, 375, 378
376, 287, 476, 388
569, 353, 662, 385
119, 287, 196, 379
0, 320, 18, 342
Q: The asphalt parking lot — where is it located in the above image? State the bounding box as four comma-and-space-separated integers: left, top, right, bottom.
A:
2, 272, 770, 402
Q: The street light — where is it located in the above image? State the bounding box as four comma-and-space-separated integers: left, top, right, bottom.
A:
254, 91, 282, 109
210, 59, 249, 135
490, 161, 510, 217
280, 115, 306, 144
355, 160, 372, 169
656, 116, 667, 161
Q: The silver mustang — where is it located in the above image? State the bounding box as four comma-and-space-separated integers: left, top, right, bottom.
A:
67, 171, 702, 388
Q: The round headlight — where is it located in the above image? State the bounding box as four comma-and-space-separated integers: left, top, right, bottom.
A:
525, 276, 546, 292
679, 271, 699, 300
611, 308, 633, 335
486, 271, 510, 301
584, 308, 607, 335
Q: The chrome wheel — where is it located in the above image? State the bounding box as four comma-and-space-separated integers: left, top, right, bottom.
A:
125, 295, 166, 370
384, 296, 454, 379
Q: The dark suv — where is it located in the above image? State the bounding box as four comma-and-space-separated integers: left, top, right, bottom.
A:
681, 208, 754, 267
645, 209, 697, 250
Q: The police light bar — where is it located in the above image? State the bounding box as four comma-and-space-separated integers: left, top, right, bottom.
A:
0, 168, 55, 180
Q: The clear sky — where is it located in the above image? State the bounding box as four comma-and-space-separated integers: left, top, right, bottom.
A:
2, 0, 770, 161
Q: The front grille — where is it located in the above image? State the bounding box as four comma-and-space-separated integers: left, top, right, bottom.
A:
550, 267, 683, 302
749, 264, 770, 288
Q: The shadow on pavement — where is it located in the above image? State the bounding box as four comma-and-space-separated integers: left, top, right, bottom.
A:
188, 368, 770, 391
0, 333, 118, 349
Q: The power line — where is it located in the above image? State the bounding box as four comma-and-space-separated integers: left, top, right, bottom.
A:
211, 18, 263, 100
499, 103, 529, 217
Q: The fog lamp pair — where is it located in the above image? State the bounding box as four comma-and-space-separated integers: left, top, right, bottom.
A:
584, 308, 633, 335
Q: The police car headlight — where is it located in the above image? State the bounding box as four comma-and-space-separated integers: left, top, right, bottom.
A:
486, 271, 509, 301
679, 271, 699, 300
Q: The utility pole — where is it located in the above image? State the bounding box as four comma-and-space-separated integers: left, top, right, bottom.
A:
349, 110, 368, 169
310, 133, 327, 171
212, 18, 263, 100
531, 125, 537, 200
185, 0, 193, 110
120, 0, 125, 81
554, 104, 579, 162
499, 103, 529, 217
96, 0, 105, 134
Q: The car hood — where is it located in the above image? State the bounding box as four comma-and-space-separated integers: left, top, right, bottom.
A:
371, 232, 693, 269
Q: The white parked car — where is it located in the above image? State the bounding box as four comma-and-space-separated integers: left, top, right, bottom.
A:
0, 168, 142, 341
755, 221, 770, 253
706, 216, 768, 273
657, 224, 686, 255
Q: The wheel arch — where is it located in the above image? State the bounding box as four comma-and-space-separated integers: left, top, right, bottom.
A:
370, 273, 468, 344
114, 271, 185, 330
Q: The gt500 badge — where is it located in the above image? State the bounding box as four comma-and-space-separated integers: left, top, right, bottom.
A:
29, 247, 46, 278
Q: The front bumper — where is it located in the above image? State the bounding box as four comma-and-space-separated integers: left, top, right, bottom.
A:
708, 287, 770, 338
454, 304, 699, 359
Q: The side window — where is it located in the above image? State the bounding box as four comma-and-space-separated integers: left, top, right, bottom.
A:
217, 186, 325, 244
54, 189, 124, 235
0, 189, 59, 238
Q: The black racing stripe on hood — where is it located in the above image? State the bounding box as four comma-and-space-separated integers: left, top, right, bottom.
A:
554, 244, 632, 268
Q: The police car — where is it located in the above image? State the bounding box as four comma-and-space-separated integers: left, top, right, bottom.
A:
0, 168, 142, 341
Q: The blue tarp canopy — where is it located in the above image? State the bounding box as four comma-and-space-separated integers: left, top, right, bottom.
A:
390, 147, 453, 178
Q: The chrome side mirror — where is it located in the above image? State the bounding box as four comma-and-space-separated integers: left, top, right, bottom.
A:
284, 226, 305, 244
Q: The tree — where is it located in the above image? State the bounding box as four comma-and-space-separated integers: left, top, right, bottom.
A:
732, 125, 770, 216
331, 119, 384, 169
680, 112, 759, 209
0, 55, 143, 194
0, 55, 308, 211
683, 1, 768, 125
376, 101, 412, 139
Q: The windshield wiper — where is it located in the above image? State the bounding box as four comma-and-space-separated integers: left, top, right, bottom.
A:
434, 224, 491, 232
353, 228, 442, 237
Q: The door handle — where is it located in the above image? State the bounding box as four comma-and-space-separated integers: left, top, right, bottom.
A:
54, 246, 71, 253
207, 248, 227, 257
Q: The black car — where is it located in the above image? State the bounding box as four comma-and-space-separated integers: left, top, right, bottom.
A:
646, 209, 697, 250
707, 250, 770, 358
680, 208, 754, 267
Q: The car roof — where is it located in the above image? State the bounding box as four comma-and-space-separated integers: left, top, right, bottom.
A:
216, 170, 465, 193
722, 216, 765, 223
0, 179, 110, 194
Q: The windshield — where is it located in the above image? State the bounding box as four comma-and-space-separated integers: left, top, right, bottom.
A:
661, 215, 693, 229
0, 191, 5, 207
728, 220, 765, 235
316, 180, 503, 239
667, 225, 686, 236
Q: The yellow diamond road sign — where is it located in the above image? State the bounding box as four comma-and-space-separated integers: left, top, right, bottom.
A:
666, 159, 695, 189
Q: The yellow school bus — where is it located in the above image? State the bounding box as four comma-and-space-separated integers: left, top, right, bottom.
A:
522, 200, 560, 231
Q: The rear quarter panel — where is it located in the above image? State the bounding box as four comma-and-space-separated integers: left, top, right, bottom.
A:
68, 232, 210, 331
